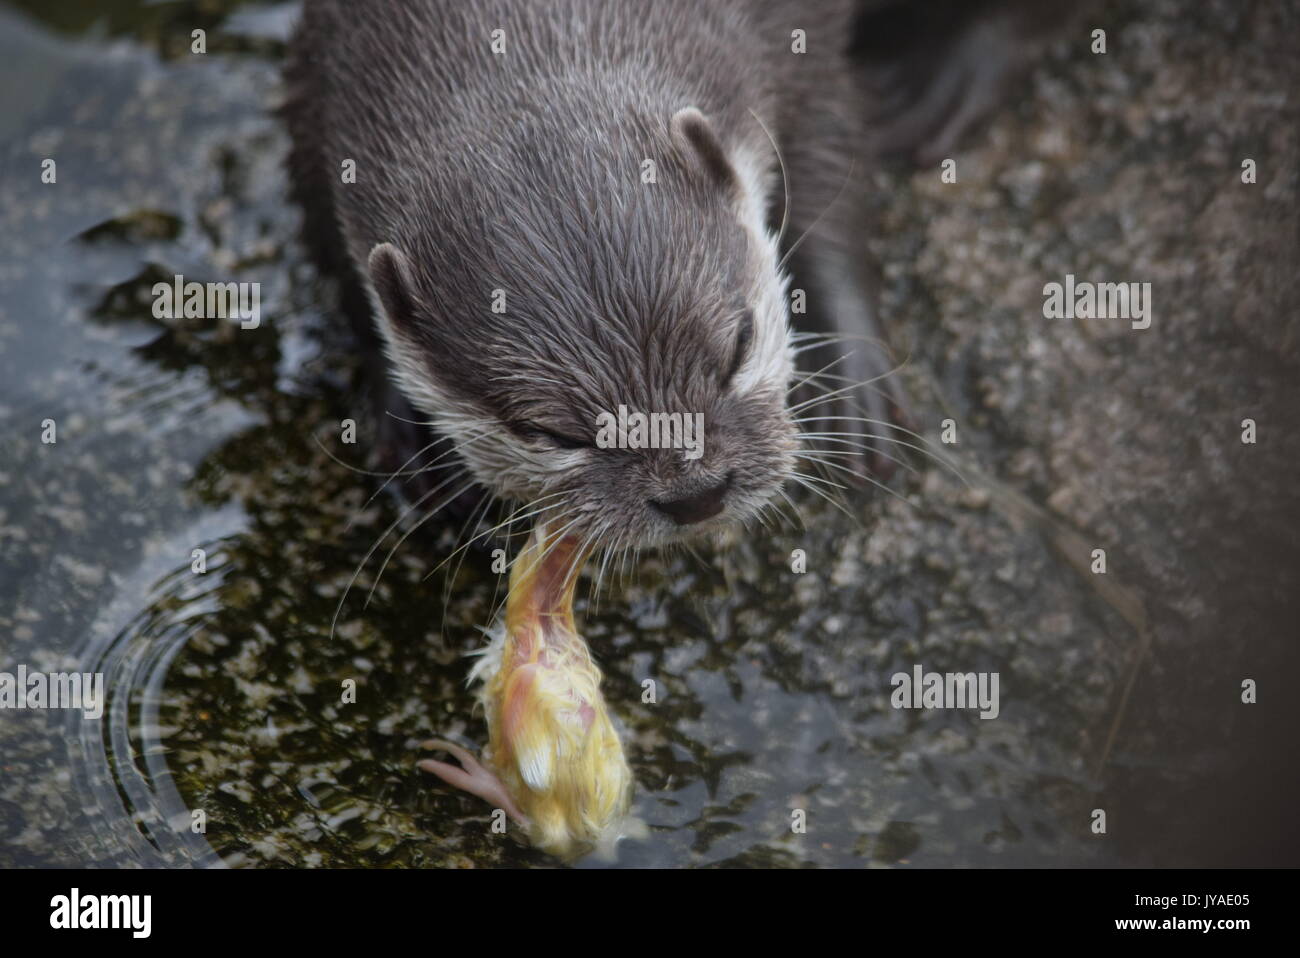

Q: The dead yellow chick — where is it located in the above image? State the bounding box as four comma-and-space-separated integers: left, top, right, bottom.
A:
419, 522, 641, 860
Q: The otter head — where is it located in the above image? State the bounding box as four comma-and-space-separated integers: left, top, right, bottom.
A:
366, 105, 795, 551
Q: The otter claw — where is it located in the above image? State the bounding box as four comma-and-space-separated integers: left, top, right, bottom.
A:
418, 739, 528, 825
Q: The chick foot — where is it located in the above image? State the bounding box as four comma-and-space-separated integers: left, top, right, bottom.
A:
418, 738, 527, 825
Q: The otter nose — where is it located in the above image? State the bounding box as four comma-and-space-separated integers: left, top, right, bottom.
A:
651, 474, 732, 525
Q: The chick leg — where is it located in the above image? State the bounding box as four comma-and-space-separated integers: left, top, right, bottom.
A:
418, 739, 527, 825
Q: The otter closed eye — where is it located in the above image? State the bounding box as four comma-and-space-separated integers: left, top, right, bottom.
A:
723, 310, 755, 386
514, 423, 590, 450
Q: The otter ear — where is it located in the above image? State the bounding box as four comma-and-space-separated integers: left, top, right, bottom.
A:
671, 107, 741, 195
368, 242, 421, 340
367, 242, 451, 414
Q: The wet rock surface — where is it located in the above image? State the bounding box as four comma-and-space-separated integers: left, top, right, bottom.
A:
1, 0, 1296, 868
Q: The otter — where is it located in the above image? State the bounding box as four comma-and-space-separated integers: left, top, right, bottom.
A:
283, 0, 1080, 548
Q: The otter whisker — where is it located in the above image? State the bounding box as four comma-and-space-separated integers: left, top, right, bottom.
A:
787, 351, 857, 397
793, 451, 857, 505
795, 452, 914, 507
796, 435, 920, 477
778, 495, 805, 530
748, 107, 792, 249
435, 487, 537, 639
313, 433, 453, 479
363, 477, 482, 611
486, 373, 568, 388
423, 490, 572, 585
598, 523, 624, 607
329, 473, 466, 643
790, 330, 903, 356
348, 431, 492, 533
585, 520, 617, 611
787, 370, 903, 415
482, 493, 564, 625
795, 418, 971, 486
613, 531, 631, 593
776, 487, 806, 530
624, 538, 643, 590
788, 471, 859, 523
590, 530, 613, 604
791, 369, 913, 418
790, 467, 847, 491
440, 489, 499, 611
799, 429, 942, 468
382, 409, 442, 428
366, 443, 503, 601
778, 155, 858, 272
482, 497, 511, 631
794, 414, 939, 445
794, 364, 911, 384
789, 360, 908, 398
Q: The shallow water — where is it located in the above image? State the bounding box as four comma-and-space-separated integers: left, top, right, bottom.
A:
2, 0, 1296, 868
